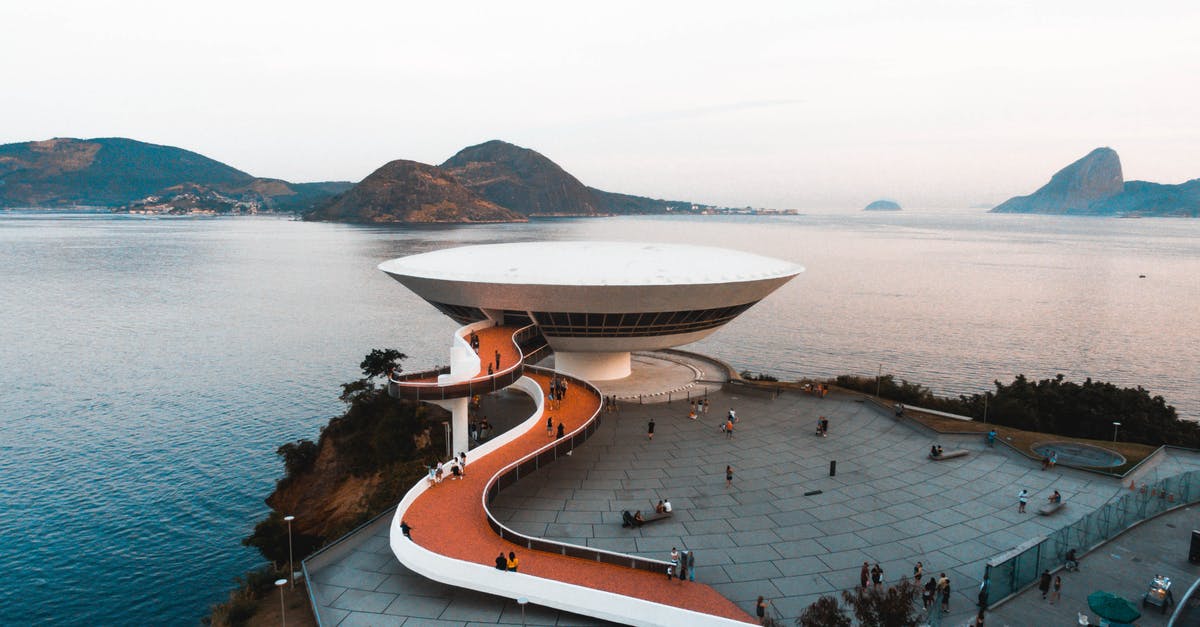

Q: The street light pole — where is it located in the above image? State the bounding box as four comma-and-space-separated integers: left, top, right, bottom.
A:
1113, 422, 1121, 442
284, 515, 295, 589
875, 363, 882, 397
275, 578, 288, 626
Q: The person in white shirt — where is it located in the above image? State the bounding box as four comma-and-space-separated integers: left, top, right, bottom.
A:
662, 498, 672, 513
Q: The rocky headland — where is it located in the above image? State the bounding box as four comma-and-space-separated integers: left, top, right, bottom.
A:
992, 147, 1199, 217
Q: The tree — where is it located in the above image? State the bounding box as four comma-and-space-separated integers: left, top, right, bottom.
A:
841, 579, 921, 627
798, 595, 851, 627
360, 348, 407, 380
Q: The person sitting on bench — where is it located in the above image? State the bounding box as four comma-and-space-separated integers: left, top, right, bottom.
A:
662, 498, 672, 513
622, 510, 635, 528
634, 510, 645, 527
1048, 490, 1061, 504
895, 403, 905, 417
655, 500, 666, 514
930, 444, 943, 458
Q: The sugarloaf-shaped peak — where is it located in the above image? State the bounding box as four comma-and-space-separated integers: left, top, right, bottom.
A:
992, 147, 1124, 214
305, 159, 525, 223
441, 140, 603, 216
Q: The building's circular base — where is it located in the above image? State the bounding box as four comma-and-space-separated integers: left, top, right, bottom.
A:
554, 351, 631, 381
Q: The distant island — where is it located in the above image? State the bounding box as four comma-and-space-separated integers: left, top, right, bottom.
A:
0, 137, 353, 214
991, 147, 1199, 217
864, 199, 901, 211
305, 140, 725, 224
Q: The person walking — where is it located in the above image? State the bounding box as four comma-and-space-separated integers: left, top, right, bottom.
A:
1050, 575, 1062, 604
686, 549, 696, 581
756, 596, 770, 624
668, 547, 680, 580
725, 465, 733, 488
400, 520, 413, 539
913, 561, 924, 584
871, 563, 883, 588
725, 418, 734, 438
939, 574, 951, 613
557, 422, 565, 439
547, 415, 554, 437
647, 418, 656, 440
494, 349, 501, 369
923, 577, 936, 610
1018, 489, 1028, 513
1038, 570, 1051, 600
860, 562, 871, 589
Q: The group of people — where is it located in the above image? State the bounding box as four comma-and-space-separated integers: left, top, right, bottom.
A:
604, 395, 620, 413
667, 547, 695, 581
1041, 450, 1058, 470
930, 444, 944, 457
921, 572, 953, 614
468, 417, 492, 443
687, 398, 710, 420
547, 415, 565, 439
1017, 488, 1061, 512
546, 375, 569, 409
654, 498, 673, 514
494, 551, 519, 572
427, 452, 469, 484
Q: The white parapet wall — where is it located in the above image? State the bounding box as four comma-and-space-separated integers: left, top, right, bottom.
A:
554, 351, 631, 381
389, 375, 749, 627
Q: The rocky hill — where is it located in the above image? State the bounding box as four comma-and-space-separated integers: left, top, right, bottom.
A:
304, 160, 525, 223
441, 140, 604, 216
991, 147, 1198, 217
0, 137, 351, 211
864, 199, 901, 211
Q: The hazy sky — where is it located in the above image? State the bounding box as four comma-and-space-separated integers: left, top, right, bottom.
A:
3, 1, 1197, 208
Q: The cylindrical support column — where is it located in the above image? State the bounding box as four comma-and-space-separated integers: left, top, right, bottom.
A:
430, 397, 470, 457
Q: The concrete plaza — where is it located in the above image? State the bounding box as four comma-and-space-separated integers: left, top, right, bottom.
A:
307, 353, 1200, 625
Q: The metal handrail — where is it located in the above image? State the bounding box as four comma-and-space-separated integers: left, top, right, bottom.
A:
479, 366, 673, 575
387, 324, 548, 401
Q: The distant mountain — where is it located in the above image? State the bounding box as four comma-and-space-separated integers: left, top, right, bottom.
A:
441, 140, 604, 216
864, 199, 901, 211
991, 148, 1198, 217
304, 160, 525, 223
441, 139, 701, 217
0, 137, 351, 211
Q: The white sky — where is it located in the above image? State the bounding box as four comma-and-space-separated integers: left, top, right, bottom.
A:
2, 1, 1198, 208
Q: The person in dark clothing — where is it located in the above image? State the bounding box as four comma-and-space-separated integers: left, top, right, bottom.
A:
1038, 570, 1052, 599
648, 418, 655, 440
400, 520, 413, 538
556, 422, 565, 439
495, 552, 507, 570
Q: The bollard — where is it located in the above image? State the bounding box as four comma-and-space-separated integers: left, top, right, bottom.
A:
829, 460, 837, 476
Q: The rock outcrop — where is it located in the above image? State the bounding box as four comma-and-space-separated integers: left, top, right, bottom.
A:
864, 199, 901, 211
992, 147, 1198, 217
305, 159, 526, 223
992, 147, 1124, 214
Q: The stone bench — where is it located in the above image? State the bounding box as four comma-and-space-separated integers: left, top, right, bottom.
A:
622, 511, 673, 528
929, 450, 969, 461
1038, 501, 1066, 516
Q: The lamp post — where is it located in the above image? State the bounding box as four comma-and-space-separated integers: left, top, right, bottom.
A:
275, 578, 288, 626
1113, 422, 1121, 442
284, 515, 295, 589
517, 597, 528, 626
875, 363, 882, 397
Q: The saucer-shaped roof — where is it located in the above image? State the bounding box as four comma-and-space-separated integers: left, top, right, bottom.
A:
377, 241, 803, 287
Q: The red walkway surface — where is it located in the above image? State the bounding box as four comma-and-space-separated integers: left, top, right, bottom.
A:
401, 328, 754, 623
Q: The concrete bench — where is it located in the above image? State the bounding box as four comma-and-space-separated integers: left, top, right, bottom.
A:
929, 450, 969, 460
622, 511, 673, 527
1037, 501, 1066, 516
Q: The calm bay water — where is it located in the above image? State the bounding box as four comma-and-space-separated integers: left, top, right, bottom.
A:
1, 210, 1197, 624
